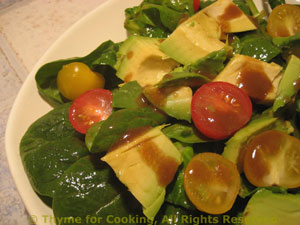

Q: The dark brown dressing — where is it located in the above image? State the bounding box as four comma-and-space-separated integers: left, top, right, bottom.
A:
138, 139, 180, 186
127, 51, 134, 59
124, 72, 133, 83
218, 3, 243, 31
293, 78, 300, 91
109, 126, 151, 152
236, 59, 273, 101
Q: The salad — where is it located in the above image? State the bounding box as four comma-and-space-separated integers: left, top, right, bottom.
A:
19, 0, 300, 224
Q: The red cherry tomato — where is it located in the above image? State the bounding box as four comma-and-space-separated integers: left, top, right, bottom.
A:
193, 0, 200, 12
69, 89, 112, 134
191, 82, 252, 140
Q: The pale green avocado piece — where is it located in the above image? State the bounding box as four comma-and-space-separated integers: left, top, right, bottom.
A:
222, 116, 294, 171
159, 11, 225, 65
273, 55, 300, 112
115, 36, 179, 87
101, 126, 182, 220
143, 85, 192, 122
243, 189, 300, 225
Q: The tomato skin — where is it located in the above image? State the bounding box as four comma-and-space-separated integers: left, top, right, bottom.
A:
243, 130, 300, 188
191, 82, 252, 140
57, 62, 105, 100
184, 152, 240, 214
267, 4, 300, 37
193, 0, 200, 12
69, 89, 112, 134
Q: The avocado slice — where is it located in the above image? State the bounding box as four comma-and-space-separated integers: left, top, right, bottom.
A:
101, 126, 182, 220
214, 54, 283, 104
115, 36, 179, 87
273, 55, 300, 112
222, 116, 293, 171
159, 11, 225, 65
243, 189, 300, 225
202, 0, 257, 33
143, 85, 193, 122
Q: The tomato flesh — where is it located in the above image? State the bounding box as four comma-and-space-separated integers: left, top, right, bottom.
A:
69, 89, 112, 134
267, 4, 300, 37
184, 152, 240, 214
57, 62, 105, 100
193, 0, 200, 12
243, 130, 300, 189
191, 82, 252, 140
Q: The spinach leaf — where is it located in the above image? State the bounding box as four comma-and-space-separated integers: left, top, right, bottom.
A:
163, 123, 211, 143
268, 0, 285, 9
186, 47, 230, 78
87, 107, 167, 153
157, 72, 210, 88
124, 0, 193, 38
20, 103, 89, 197
53, 155, 146, 225
232, 33, 281, 62
112, 81, 144, 109
35, 41, 120, 107
166, 142, 195, 210
273, 32, 300, 48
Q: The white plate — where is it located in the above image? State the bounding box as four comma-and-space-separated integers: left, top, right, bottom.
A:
5, 0, 141, 224
4, 0, 298, 224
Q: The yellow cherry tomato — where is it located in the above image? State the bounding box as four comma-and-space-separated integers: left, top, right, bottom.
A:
267, 4, 300, 37
57, 62, 105, 100
243, 130, 300, 189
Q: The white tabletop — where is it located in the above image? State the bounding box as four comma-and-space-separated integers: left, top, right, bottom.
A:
0, 0, 108, 224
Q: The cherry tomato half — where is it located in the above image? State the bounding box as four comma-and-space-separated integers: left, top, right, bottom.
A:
57, 62, 105, 100
184, 152, 240, 214
243, 130, 300, 189
267, 4, 300, 37
69, 89, 112, 134
193, 0, 200, 12
191, 82, 252, 140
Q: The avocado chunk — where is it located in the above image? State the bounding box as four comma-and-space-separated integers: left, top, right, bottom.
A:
214, 54, 283, 104
115, 36, 179, 87
202, 0, 256, 33
222, 116, 293, 171
143, 85, 193, 122
101, 126, 182, 220
159, 11, 225, 65
273, 55, 300, 112
243, 189, 300, 225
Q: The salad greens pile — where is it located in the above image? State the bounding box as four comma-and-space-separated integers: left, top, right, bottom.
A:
20, 0, 300, 224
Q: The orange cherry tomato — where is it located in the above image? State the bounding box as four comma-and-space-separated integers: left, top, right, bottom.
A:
243, 130, 300, 188
267, 4, 300, 37
184, 152, 240, 214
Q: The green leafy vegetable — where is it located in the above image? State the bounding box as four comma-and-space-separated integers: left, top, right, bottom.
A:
163, 123, 211, 143
35, 41, 120, 106
186, 47, 230, 78
268, 0, 285, 9
112, 81, 144, 109
20, 103, 89, 197
157, 71, 210, 88
87, 107, 167, 153
166, 142, 195, 210
53, 155, 146, 225
124, 0, 194, 38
